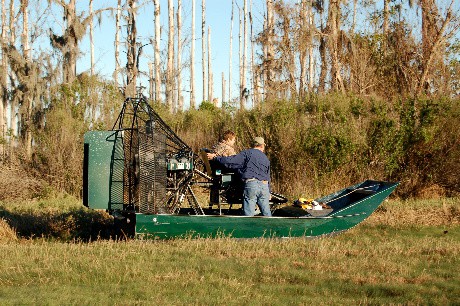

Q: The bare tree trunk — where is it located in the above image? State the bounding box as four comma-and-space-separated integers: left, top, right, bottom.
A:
250, 0, 258, 107
190, 0, 196, 109
265, 0, 275, 101
8, 0, 16, 140
299, 0, 309, 100
125, 0, 138, 98
351, 0, 357, 34
207, 27, 212, 103
327, 0, 345, 93
318, 21, 327, 93
114, 0, 121, 88
242, 0, 248, 107
154, 0, 161, 102
201, 0, 207, 102
383, 0, 389, 35
149, 62, 154, 101
21, 0, 32, 160
279, 5, 296, 100
308, 0, 315, 92
228, 0, 234, 103
238, 7, 243, 109
177, 0, 183, 111
222, 72, 225, 105
89, 0, 94, 76
0, 0, 6, 156
166, 0, 174, 111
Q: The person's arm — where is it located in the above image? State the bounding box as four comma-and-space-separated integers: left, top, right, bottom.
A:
208, 151, 246, 169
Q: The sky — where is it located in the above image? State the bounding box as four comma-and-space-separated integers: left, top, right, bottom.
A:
37, 0, 460, 110
74, 0, 269, 109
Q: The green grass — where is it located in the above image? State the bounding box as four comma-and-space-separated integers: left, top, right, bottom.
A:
0, 197, 459, 305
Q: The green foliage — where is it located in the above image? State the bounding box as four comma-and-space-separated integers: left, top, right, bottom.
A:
198, 101, 216, 111
303, 128, 355, 173
21, 81, 460, 199
151, 95, 460, 198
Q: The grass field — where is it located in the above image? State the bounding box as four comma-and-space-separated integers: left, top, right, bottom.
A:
0, 197, 459, 305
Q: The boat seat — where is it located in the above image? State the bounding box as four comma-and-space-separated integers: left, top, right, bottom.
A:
199, 148, 213, 176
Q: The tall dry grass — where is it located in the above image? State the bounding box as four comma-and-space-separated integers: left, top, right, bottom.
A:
0, 197, 459, 304
0, 224, 458, 304
0, 218, 17, 242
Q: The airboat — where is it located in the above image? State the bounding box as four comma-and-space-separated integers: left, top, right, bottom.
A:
83, 97, 398, 239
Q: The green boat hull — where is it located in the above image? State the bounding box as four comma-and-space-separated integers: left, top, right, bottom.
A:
135, 180, 399, 239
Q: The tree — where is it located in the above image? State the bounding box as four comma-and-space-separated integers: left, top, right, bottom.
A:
202, 0, 206, 102
418, 0, 457, 95
228, 0, 234, 104
207, 27, 212, 104
0, 0, 7, 157
242, 0, 248, 107
239, 7, 243, 108
114, 0, 121, 88
166, 0, 174, 111
190, 0, 196, 108
89, 0, 94, 75
49, 0, 108, 84
177, 0, 183, 111
264, 0, 275, 101
154, 0, 161, 102
1, 0, 48, 160
125, 0, 138, 98
326, 0, 345, 93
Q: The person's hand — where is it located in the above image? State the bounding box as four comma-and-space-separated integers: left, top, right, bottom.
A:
207, 153, 217, 160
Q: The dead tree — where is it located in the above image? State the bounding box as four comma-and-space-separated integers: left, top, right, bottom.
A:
418, 0, 457, 95
326, 0, 345, 93
242, 0, 248, 107
90, 0, 94, 75
166, 0, 174, 111
239, 7, 243, 109
125, 0, 138, 98
264, 0, 275, 101
114, 0, 121, 88
228, 0, 234, 103
207, 27, 212, 103
7, 0, 17, 140
190, 0, 196, 109
308, 1, 315, 93
222, 72, 225, 104
299, 0, 309, 99
21, 0, 33, 159
177, 0, 183, 111
202, 0, 207, 102
250, 0, 258, 106
0, 0, 6, 156
149, 62, 154, 101
1, 0, 45, 160
49, 0, 107, 84
154, 0, 161, 102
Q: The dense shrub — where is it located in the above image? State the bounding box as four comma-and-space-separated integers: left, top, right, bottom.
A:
171, 96, 459, 198
19, 83, 460, 199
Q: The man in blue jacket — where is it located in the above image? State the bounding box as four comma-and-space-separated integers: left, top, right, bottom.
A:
207, 137, 272, 216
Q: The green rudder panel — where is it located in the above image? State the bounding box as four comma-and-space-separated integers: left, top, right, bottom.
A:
83, 131, 120, 210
